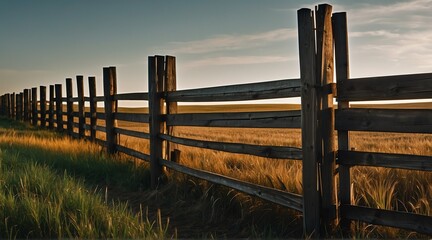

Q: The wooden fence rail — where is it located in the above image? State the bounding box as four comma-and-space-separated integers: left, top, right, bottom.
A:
0, 3, 431, 238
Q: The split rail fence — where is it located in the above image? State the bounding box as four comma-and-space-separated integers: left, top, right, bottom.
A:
0, 4, 431, 237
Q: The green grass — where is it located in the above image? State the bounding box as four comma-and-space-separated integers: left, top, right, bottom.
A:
0, 118, 168, 239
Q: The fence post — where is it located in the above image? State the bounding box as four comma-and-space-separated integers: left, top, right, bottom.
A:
103, 67, 118, 154
17, 93, 24, 121
316, 4, 337, 232
77, 75, 85, 139
55, 84, 64, 132
5, 94, 10, 118
11, 92, 15, 120
66, 78, 74, 136
298, 8, 320, 237
15, 93, 20, 121
23, 89, 29, 122
149, 55, 165, 189
89, 76, 97, 141
165, 56, 177, 160
49, 85, 55, 129
40, 86, 47, 127
333, 12, 351, 233
31, 88, 37, 126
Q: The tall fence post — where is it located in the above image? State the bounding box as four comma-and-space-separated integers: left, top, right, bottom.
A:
66, 78, 74, 136
103, 67, 118, 154
89, 76, 97, 141
77, 75, 85, 139
298, 8, 320, 237
15, 93, 21, 121
316, 4, 337, 232
11, 92, 15, 120
149, 55, 165, 189
333, 12, 351, 233
48, 85, 55, 129
55, 84, 64, 132
31, 88, 37, 126
165, 56, 177, 160
40, 86, 47, 127
23, 89, 29, 122
5, 94, 10, 118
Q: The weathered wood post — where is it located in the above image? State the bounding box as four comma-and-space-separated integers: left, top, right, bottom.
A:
103, 67, 118, 154
31, 88, 38, 126
11, 92, 15, 119
298, 8, 321, 237
40, 86, 47, 127
5, 93, 10, 118
55, 84, 64, 131
316, 4, 337, 232
77, 75, 85, 139
149, 55, 165, 189
333, 11, 351, 233
48, 85, 55, 129
88, 76, 97, 141
165, 56, 177, 160
16, 93, 22, 121
66, 78, 74, 136
24, 89, 30, 122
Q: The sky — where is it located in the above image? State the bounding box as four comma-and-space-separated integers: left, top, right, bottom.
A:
1, 0, 432, 105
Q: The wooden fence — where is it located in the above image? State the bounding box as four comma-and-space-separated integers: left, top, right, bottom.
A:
0, 4, 431, 237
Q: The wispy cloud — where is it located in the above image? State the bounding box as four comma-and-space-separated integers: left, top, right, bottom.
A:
184, 55, 293, 68
168, 28, 296, 54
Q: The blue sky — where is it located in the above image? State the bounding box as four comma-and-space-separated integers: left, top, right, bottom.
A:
1, 0, 432, 104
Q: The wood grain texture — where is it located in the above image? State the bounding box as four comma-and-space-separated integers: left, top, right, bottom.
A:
39, 87, 47, 127
116, 145, 150, 162
66, 78, 74, 136
115, 127, 150, 139
77, 75, 85, 138
114, 92, 149, 101
338, 73, 432, 101
48, 86, 54, 129
160, 134, 302, 160
31, 88, 37, 126
341, 205, 432, 235
298, 7, 320, 236
160, 158, 303, 212
55, 84, 63, 131
335, 108, 432, 133
114, 112, 149, 123
103, 67, 118, 154
89, 77, 97, 141
166, 110, 301, 128
166, 78, 301, 102
337, 150, 432, 171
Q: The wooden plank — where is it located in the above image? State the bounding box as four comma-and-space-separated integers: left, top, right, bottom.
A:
55, 84, 64, 131
160, 159, 303, 212
89, 76, 97, 141
338, 150, 432, 171
114, 92, 149, 101
165, 56, 177, 161
31, 88, 37, 126
48, 85, 54, 129
116, 145, 150, 162
95, 125, 106, 132
94, 96, 105, 102
66, 78, 74, 136
335, 108, 432, 133
160, 158, 303, 212
166, 78, 301, 102
341, 205, 432, 235
39, 86, 47, 127
160, 134, 302, 160
103, 67, 118, 154
148, 55, 165, 189
333, 11, 351, 232
166, 110, 301, 128
96, 112, 105, 119
114, 112, 149, 123
23, 89, 30, 122
298, 7, 320, 236
115, 127, 150, 139
77, 75, 85, 138
338, 73, 432, 101
316, 4, 337, 227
